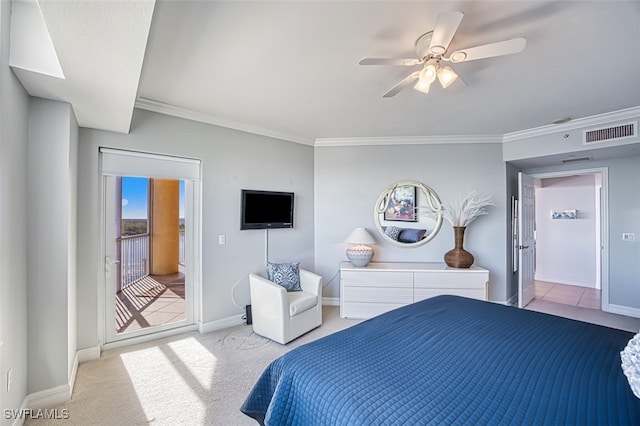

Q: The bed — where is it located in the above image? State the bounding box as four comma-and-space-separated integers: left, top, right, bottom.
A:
241, 295, 640, 425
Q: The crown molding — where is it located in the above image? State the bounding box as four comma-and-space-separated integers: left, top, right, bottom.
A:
135, 97, 640, 148
503, 106, 640, 143
135, 97, 315, 146
314, 134, 503, 147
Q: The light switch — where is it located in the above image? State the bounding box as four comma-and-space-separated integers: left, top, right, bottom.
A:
622, 233, 635, 241
218, 234, 226, 245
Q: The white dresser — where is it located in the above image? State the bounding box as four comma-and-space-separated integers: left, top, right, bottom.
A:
340, 262, 489, 319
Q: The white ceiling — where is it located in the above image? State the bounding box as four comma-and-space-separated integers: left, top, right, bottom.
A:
10, 0, 155, 133
11, 1, 640, 146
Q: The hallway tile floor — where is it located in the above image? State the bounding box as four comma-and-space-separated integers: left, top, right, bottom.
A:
535, 280, 601, 310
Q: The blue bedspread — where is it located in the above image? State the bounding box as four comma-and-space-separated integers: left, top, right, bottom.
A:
241, 295, 640, 425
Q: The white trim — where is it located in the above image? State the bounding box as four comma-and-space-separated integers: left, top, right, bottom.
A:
315, 134, 502, 147
77, 345, 101, 363
17, 343, 94, 421
322, 297, 340, 306
68, 353, 79, 397
101, 324, 198, 351
99, 150, 203, 349
135, 97, 314, 146
199, 315, 245, 334
607, 303, 640, 319
24, 384, 71, 410
503, 106, 640, 143
11, 398, 29, 426
137, 98, 639, 148
99, 147, 201, 179
99, 147, 200, 164
534, 274, 596, 289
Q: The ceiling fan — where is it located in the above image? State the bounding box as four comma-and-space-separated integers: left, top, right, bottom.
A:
359, 10, 526, 97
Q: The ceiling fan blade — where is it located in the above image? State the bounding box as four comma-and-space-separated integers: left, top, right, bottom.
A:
428, 10, 464, 55
447, 37, 526, 63
359, 57, 422, 66
383, 71, 420, 98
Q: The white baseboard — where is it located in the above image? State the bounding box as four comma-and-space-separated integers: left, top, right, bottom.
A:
15, 344, 102, 421
199, 314, 245, 334
77, 345, 101, 363
199, 303, 343, 333
534, 274, 596, 289
606, 303, 640, 320
68, 353, 79, 398
68, 345, 100, 396
322, 297, 339, 306
24, 384, 71, 410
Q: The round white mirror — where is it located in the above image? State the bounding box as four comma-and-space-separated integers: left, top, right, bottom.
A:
373, 180, 443, 248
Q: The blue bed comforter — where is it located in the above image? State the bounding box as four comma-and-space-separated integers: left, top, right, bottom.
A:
241, 295, 640, 425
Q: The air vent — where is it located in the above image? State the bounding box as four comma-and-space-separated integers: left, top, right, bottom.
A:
562, 156, 592, 164
583, 121, 637, 145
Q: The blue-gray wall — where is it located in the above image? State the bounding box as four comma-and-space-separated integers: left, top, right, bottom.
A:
503, 109, 640, 313
76, 109, 315, 349
27, 98, 78, 394
314, 143, 509, 302
0, 0, 30, 420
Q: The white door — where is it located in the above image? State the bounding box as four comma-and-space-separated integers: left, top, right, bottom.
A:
518, 172, 536, 308
100, 148, 201, 345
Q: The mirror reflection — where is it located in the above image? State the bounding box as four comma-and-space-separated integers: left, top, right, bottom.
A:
373, 180, 443, 248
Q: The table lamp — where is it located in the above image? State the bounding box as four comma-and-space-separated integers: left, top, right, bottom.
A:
344, 227, 376, 267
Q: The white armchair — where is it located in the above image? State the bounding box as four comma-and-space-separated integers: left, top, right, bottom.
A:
249, 269, 323, 344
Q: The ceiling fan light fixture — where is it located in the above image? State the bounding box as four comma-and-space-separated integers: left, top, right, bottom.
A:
414, 80, 431, 94
437, 65, 458, 88
419, 61, 438, 84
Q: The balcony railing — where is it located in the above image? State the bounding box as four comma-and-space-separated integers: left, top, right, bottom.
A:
118, 233, 149, 288
179, 230, 185, 265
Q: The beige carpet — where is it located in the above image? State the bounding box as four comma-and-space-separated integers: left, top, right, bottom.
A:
25, 302, 640, 425
25, 307, 361, 426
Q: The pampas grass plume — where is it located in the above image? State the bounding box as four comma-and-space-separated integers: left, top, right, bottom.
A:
443, 190, 496, 227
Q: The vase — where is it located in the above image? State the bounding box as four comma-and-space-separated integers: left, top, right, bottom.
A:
444, 226, 474, 268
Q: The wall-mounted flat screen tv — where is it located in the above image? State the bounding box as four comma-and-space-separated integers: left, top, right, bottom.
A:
241, 189, 294, 230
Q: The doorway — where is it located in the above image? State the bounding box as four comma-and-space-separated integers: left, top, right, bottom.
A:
113, 177, 187, 334
100, 148, 201, 347
519, 167, 608, 312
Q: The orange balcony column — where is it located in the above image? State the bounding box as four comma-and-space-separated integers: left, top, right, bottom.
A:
149, 178, 179, 276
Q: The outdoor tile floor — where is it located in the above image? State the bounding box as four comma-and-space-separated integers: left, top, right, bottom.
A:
116, 272, 185, 333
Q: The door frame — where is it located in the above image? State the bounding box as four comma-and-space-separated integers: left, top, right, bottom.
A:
98, 151, 202, 350
526, 167, 609, 312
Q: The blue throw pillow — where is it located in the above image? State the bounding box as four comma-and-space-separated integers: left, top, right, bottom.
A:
398, 228, 427, 243
384, 226, 402, 241
267, 262, 301, 292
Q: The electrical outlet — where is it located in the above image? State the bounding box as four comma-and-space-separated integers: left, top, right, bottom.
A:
622, 233, 636, 242
218, 234, 226, 245
7, 368, 12, 392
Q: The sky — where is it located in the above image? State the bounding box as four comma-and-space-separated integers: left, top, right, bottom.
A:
122, 177, 185, 219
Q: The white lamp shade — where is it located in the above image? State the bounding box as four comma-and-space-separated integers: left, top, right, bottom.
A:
437, 66, 458, 89
414, 79, 431, 94
344, 227, 376, 245
419, 63, 437, 84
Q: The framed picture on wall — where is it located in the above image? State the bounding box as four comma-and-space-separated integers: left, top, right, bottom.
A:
384, 185, 417, 222
551, 209, 577, 219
